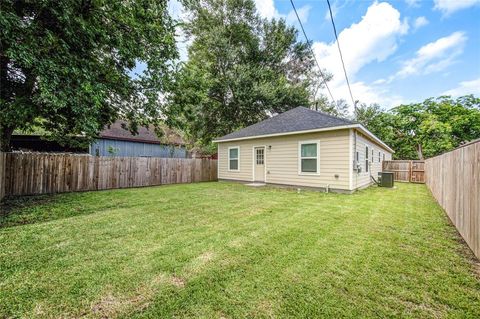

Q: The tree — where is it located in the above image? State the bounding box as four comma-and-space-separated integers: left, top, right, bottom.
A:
0, 0, 178, 151
353, 103, 383, 128
313, 97, 349, 118
354, 95, 480, 159
166, 0, 328, 146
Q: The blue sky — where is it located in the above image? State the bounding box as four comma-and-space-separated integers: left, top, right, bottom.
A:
166, 0, 480, 109
254, 0, 480, 108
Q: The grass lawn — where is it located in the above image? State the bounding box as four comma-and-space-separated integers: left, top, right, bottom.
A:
1, 182, 479, 318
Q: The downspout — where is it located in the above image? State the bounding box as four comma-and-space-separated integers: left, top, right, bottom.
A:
354, 129, 357, 189
353, 101, 358, 190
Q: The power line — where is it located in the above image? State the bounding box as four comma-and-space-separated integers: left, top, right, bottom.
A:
289, 0, 336, 105
326, 0, 356, 108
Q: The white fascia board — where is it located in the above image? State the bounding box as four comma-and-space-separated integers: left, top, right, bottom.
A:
355, 125, 395, 153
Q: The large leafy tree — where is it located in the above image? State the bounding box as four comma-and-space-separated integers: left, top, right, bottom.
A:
354, 95, 480, 159
0, 0, 178, 151
314, 97, 349, 118
166, 0, 325, 146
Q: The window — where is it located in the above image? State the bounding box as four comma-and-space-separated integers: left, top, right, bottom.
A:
365, 146, 369, 173
256, 148, 264, 165
228, 147, 239, 171
299, 141, 319, 174
378, 151, 381, 163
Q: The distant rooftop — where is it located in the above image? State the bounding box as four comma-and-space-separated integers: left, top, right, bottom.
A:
100, 120, 185, 145
14, 120, 185, 146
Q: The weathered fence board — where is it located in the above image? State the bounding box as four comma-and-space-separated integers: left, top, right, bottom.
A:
383, 160, 426, 183
3, 153, 217, 197
425, 140, 480, 260
0, 153, 5, 201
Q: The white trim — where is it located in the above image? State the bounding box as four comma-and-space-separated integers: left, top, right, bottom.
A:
252, 145, 267, 182
348, 129, 353, 190
365, 143, 370, 175
298, 140, 320, 175
213, 124, 394, 154
228, 146, 240, 172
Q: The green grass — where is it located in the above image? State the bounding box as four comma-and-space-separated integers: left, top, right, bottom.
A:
1, 182, 479, 318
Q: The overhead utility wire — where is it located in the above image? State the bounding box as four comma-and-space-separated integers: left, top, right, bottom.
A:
289, 0, 336, 105
326, 0, 356, 108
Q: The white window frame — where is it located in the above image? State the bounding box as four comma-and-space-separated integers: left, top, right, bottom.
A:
365, 144, 369, 174
298, 140, 320, 175
228, 146, 240, 171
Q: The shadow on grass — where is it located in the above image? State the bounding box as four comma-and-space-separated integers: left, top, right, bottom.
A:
1, 194, 58, 227
0, 190, 139, 228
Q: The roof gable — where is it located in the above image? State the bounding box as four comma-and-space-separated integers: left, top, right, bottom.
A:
215, 107, 356, 141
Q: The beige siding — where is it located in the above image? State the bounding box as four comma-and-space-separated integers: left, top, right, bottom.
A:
218, 129, 351, 190
353, 131, 392, 189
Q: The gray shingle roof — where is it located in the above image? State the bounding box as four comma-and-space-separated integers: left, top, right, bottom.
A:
215, 107, 356, 141
100, 120, 185, 145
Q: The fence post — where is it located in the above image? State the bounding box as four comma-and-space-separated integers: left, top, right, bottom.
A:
0, 152, 5, 201
409, 160, 412, 183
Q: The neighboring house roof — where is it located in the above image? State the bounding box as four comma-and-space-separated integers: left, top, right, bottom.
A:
214, 106, 394, 153
99, 120, 185, 145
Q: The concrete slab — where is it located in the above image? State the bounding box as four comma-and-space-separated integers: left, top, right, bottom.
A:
245, 183, 266, 187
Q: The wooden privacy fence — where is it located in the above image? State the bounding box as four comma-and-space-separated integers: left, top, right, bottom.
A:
425, 140, 479, 259
382, 160, 425, 183
0, 153, 5, 201
2, 152, 218, 197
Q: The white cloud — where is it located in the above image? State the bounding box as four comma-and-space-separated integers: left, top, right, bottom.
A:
254, 0, 311, 24
413, 16, 429, 30
254, 0, 279, 20
286, 5, 312, 24
434, 0, 480, 15
405, 0, 420, 7
395, 31, 467, 78
442, 78, 480, 96
311, 2, 409, 107
340, 81, 405, 108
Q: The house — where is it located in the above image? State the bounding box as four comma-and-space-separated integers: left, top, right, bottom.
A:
89, 120, 187, 158
214, 107, 393, 193
12, 120, 187, 158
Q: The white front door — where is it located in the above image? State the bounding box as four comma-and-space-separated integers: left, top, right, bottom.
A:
254, 147, 265, 182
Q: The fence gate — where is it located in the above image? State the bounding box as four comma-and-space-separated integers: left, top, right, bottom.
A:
382, 160, 426, 183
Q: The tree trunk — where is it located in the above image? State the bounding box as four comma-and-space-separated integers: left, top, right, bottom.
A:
416, 143, 424, 160
0, 126, 14, 152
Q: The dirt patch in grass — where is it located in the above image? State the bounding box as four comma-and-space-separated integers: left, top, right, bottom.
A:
183, 251, 216, 277
400, 300, 446, 318
89, 274, 167, 318
252, 299, 276, 318
170, 276, 186, 288
91, 293, 121, 318
88, 272, 191, 318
